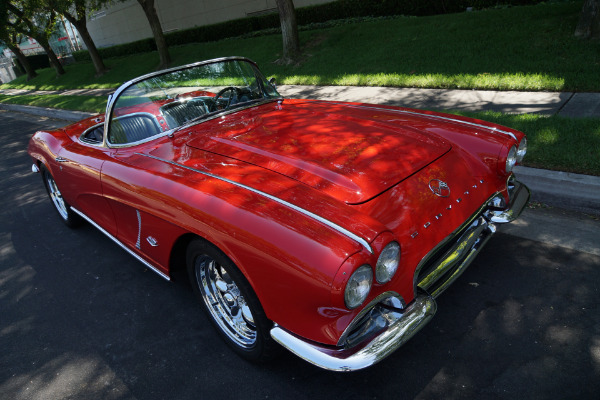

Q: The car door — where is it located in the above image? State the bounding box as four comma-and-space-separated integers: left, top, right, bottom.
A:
55, 129, 118, 237
100, 147, 186, 279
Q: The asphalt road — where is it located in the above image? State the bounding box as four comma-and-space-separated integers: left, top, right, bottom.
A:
1, 110, 599, 400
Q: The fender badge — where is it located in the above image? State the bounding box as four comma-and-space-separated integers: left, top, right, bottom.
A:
146, 236, 159, 247
429, 179, 450, 198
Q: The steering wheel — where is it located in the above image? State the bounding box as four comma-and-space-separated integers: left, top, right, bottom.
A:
214, 87, 241, 110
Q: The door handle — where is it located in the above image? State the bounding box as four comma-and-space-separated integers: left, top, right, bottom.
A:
55, 156, 68, 163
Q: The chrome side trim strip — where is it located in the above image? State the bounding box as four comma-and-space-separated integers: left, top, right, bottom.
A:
136, 153, 374, 254
135, 210, 142, 250
325, 102, 518, 141
71, 207, 170, 281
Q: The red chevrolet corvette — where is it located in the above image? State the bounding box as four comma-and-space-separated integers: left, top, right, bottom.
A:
28, 57, 529, 371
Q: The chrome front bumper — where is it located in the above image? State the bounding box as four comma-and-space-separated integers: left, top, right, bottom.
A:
271, 179, 530, 371
271, 294, 436, 371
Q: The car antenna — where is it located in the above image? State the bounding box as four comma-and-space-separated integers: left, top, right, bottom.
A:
151, 77, 172, 99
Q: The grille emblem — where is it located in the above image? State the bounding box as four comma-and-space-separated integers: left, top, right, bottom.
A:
429, 179, 450, 197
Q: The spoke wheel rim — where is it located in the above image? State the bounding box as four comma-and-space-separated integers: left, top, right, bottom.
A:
46, 174, 69, 220
195, 255, 257, 348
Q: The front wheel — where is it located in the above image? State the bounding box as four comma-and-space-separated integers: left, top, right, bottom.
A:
186, 239, 279, 362
41, 167, 81, 228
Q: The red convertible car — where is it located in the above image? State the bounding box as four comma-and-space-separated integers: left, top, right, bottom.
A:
28, 57, 529, 371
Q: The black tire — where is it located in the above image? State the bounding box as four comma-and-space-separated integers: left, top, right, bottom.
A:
186, 238, 279, 362
41, 166, 82, 228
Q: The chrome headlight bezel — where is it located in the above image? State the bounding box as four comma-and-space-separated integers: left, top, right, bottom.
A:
344, 264, 373, 310
505, 145, 517, 173
516, 137, 527, 163
375, 242, 400, 284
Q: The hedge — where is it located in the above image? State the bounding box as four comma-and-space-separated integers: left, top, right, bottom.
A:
72, 0, 547, 62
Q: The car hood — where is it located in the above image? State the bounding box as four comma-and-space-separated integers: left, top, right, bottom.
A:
185, 100, 452, 204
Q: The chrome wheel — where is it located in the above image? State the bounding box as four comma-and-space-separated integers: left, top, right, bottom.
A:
45, 172, 69, 221
41, 167, 81, 228
194, 255, 257, 348
187, 239, 279, 361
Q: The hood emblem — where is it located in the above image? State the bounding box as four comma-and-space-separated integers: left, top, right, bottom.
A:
429, 179, 450, 198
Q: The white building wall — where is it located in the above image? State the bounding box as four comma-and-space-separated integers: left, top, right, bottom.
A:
87, 0, 332, 48
0, 57, 18, 84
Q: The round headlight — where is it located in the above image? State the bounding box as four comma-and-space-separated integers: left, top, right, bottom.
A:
376, 242, 400, 284
516, 137, 527, 163
344, 265, 372, 309
505, 145, 517, 173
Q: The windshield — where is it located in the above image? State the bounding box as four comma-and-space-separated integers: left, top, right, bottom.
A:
106, 58, 280, 146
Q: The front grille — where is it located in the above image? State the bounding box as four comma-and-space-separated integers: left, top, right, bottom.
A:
415, 215, 494, 298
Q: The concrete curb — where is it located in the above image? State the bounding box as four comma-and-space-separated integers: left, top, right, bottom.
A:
0, 103, 95, 121
514, 166, 600, 216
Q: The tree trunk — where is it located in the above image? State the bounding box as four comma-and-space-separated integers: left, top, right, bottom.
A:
575, 0, 600, 39
275, 0, 300, 64
6, 3, 64, 75
67, 16, 108, 76
36, 37, 65, 76
7, 42, 37, 80
137, 0, 171, 70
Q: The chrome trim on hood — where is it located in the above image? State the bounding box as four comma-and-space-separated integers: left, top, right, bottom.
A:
324, 102, 518, 141
136, 153, 374, 253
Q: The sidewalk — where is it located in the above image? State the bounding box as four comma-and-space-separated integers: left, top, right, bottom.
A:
1, 85, 599, 215
3, 85, 600, 117
281, 86, 600, 118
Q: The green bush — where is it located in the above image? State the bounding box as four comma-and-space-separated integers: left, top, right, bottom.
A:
296, 0, 546, 21
166, 12, 281, 46
72, 37, 156, 62
73, 0, 547, 61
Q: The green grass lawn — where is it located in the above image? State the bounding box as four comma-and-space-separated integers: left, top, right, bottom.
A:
2, 1, 598, 92
457, 112, 600, 176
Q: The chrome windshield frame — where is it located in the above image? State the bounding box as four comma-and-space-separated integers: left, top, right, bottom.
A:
102, 56, 282, 149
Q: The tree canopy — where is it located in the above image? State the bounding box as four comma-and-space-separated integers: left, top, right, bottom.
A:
45, 0, 109, 76
5, 0, 65, 76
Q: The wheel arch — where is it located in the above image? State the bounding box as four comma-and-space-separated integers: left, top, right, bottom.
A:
171, 231, 273, 315
168, 232, 198, 280
168, 232, 259, 294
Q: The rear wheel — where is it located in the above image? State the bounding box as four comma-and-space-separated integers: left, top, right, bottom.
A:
186, 239, 279, 362
41, 167, 81, 228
